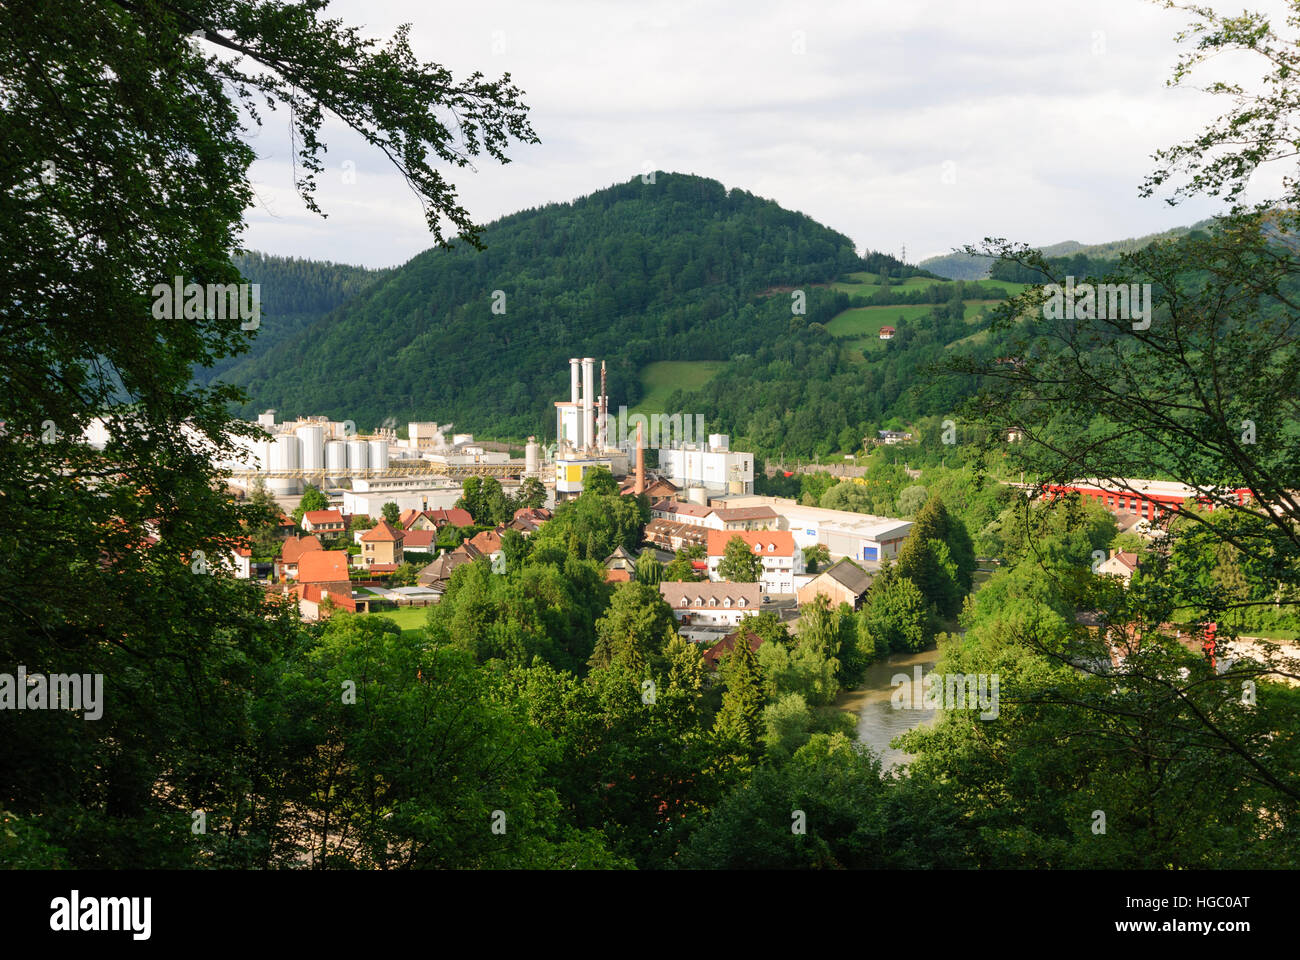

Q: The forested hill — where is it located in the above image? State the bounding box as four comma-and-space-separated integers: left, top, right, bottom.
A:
198, 252, 390, 385
213, 173, 871, 436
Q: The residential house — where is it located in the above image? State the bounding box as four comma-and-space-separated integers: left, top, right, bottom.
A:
619, 476, 679, 499
417, 543, 482, 589
301, 509, 346, 536
878, 326, 895, 340
401, 507, 474, 531
658, 581, 763, 628
1096, 550, 1140, 585
644, 518, 708, 553
650, 499, 715, 526
797, 557, 873, 609
231, 544, 251, 580
706, 529, 803, 594
701, 629, 764, 671
360, 520, 405, 568
296, 582, 357, 621
604, 546, 637, 583
297, 550, 352, 597
466, 529, 503, 562
401, 528, 437, 555
275, 535, 323, 580
705, 505, 778, 531
509, 507, 553, 537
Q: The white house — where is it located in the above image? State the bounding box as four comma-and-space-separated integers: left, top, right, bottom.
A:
658, 581, 763, 627
705, 529, 803, 595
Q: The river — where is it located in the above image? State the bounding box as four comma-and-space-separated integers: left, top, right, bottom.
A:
837, 649, 940, 769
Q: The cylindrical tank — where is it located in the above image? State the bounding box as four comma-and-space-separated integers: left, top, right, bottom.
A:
525, 437, 540, 476
686, 486, 708, 505
325, 440, 346, 480
296, 425, 324, 472
368, 439, 389, 473
268, 434, 300, 496
346, 439, 369, 472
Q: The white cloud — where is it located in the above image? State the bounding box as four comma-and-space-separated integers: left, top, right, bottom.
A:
236, 0, 1289, 268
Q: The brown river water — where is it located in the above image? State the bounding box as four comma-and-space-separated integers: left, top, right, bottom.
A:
836, 649, 940, 769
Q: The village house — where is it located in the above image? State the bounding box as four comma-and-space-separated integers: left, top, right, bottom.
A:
1096, 550, 1140, 585
297, 548, 351, 590
466, 529, 503, 562
797, 557, 873, 609
658, 581, 763, 628
360, 520, 404, 568
701, 629, 765, 671
604, 545, 637, 583
706, 529, 802, 594
400, 528, 437, 555
301, 509, 346, 536
644, 518, 709, 553
275, 535, 323, 580
400, 507, 474, 531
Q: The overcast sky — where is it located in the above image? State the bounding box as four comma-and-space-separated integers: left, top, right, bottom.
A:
237, 0, 1287, 269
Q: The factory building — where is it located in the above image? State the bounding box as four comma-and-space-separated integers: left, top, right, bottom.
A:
708, 495, 912, 565
657, 434, 754, 497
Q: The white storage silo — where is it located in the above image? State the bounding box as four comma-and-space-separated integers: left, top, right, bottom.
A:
525, 437, 540, 476
346, 439, 369, 473
325, 440, 347, 482
296, 425, 324, 471
268, 433, 301, 496
368, 439, 389, 474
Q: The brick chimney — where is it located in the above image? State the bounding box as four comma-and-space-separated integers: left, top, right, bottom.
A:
635, 422, 645, 496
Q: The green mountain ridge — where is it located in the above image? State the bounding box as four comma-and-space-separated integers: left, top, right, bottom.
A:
214, 173, 876, 438
918, 219, 1218, 280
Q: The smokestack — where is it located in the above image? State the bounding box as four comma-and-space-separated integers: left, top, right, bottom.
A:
582, 358, 595, 454
569, 358, 581, 450
599, 361, 607, 450
635, 422, 645, 496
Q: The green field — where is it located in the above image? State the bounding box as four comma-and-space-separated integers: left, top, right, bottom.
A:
357, 605, 431, 634
826, 304, 938, 337
830, 273, 945, 297
632, 360, 725, 414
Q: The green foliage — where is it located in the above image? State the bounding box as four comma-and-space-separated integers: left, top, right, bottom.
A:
802, 544, 830, 574
718, 534, 762, 583
713, 634, 765, 761
381, 501, 401, 526
581, 465, 619, 496
428, 557, 609, 672
635, 548, 664, 586
293, 484, 330, 525
862, 562, 933, 653
532, 486, 649, 562
589, 581, 680, 672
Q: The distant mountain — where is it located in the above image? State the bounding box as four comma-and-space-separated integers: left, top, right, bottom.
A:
919, 219, 1218, 280
207, 173, 867, 438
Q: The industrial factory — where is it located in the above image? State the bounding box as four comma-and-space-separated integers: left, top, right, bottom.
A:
206, 355, 754, 511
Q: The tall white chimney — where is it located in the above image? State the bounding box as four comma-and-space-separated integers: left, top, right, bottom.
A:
569, 358, 581, 449
582, 358, 595, 453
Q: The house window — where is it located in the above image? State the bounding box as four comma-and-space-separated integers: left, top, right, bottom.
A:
708, 597, 717, 607
737, 598, 746, 607
723, 597, 732, 608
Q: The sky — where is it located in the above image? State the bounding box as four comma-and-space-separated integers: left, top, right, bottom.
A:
235, 0, 1289, 269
